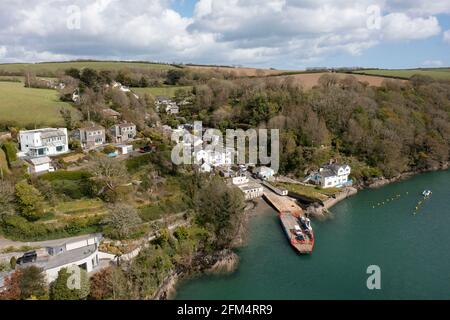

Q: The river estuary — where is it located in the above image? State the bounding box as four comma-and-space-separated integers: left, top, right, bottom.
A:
176, 170, 450, 299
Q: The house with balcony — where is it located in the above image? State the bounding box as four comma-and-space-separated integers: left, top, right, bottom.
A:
73, 125, 106, 149
308, 163, 352, 188
110, 122, 137, 144
19, 128, 68, 157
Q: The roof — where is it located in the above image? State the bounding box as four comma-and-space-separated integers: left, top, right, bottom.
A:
155, 95, 170, 101
254, 166, 274, 173
117, 122, 136, 128
46, 233, 102, 249
239, 183, 264, 191
319, 169, 336, 178
43, 244, 97, 270
80, 125, 105, 131
20, 128, 66, 135
101, 108, 121, 116
26, 156, 51, 166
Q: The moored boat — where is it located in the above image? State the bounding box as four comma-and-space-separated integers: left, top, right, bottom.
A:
279, 211, 314, 254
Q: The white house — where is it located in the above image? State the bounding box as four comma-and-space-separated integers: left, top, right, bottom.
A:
238, 183, 264, 200
112, 81, 131, 93
155, 96, 179, 114
42, 234, 102, 283
232, 175, 249, 185
193, 147, 234, 167
117, 144, 133, 155
199, 163, 212, 173
254, 166, 275, 180
25, 156, 54, 174
19, 128, 69, 157
310, 163, 352, 188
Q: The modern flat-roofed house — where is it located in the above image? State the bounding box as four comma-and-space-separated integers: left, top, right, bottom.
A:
309, 163, 352, 188
42, 234, 102, 283
25, 156, 54, 174
73, 125, 106, 149
19, 128, 68, 157
110, 122, 137, 144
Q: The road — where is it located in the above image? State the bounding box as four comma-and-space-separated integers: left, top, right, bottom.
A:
0, 234, 100, 249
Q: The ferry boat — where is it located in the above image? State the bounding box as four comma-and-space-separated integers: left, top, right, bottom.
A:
279, 211, 314, 254
422, 190, 432, 197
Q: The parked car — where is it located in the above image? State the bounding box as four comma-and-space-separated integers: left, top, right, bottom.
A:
16, 251, 37, 265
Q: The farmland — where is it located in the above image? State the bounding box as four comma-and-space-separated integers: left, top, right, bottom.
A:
132, 85, 193, 98
0, 60, 176, 77
351, 68, 450, 80
0, 81, 81, 128
271, 72, 404, 89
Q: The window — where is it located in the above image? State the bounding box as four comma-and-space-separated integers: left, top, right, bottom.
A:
56, 146, 64, 152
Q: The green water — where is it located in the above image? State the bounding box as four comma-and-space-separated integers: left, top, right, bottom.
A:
176, 171, 450, 300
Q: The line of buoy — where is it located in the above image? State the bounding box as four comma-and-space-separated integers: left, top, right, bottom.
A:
372, 192, 408, 209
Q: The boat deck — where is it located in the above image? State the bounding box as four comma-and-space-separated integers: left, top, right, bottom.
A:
279, 213, 314, 254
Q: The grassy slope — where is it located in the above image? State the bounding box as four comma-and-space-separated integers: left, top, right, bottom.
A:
0, 61, 175, 76
132, 86, 193, 98
352, 68, 450, 80
0, 81, 81, 127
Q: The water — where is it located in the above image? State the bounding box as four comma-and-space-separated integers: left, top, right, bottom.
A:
176, 171, 450, 300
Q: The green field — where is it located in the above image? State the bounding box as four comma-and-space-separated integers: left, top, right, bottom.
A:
132, 86, 193, 98
0, 61, 176, 76
0, 81, 81, 127
352, 68, 450, 80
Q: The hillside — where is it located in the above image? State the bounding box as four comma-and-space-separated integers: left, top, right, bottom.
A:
270, 72, 405, 89
351, 68, 450, 80
0, 61, 176, 77
0, 81, 81, 128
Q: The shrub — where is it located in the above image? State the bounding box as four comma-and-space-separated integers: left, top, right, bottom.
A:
15, 181, 45, 221
1, 142, 17, 166
41, 170, 91, 181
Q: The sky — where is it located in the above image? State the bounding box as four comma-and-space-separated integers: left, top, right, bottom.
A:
0, 0, 450, 70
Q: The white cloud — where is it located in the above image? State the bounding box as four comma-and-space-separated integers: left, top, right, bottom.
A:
444, 30, 450, 44
381, 13, 441, 40
0, 0, 447, 67
422, 59, 443, 67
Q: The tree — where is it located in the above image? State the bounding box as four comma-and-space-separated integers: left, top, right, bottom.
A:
65, 68, 81, 79
60, 108, 73, 130
20, 266, 47, 299
15, 181, 45, 221
10, 256, 16, 269
103, 203, 142, 239
88, 155, 129, 202
80, 68, 99, 88
89, 267, 113, 300
0, 180, 15, 219
0, 270, 21, 300
0, 266, 47, 300
165, 69, 185, 85
194, 177, 245, 249
50, 267, 90, 300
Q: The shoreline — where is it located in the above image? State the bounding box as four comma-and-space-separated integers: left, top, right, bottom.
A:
160, 165, 450, 300
155, 200, 264, 300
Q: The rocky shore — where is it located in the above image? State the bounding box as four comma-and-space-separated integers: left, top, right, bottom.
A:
362, 162, 448, 189
153, 249, 240, 300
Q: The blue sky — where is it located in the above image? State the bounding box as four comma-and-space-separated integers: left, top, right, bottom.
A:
1, 0, 449, 69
